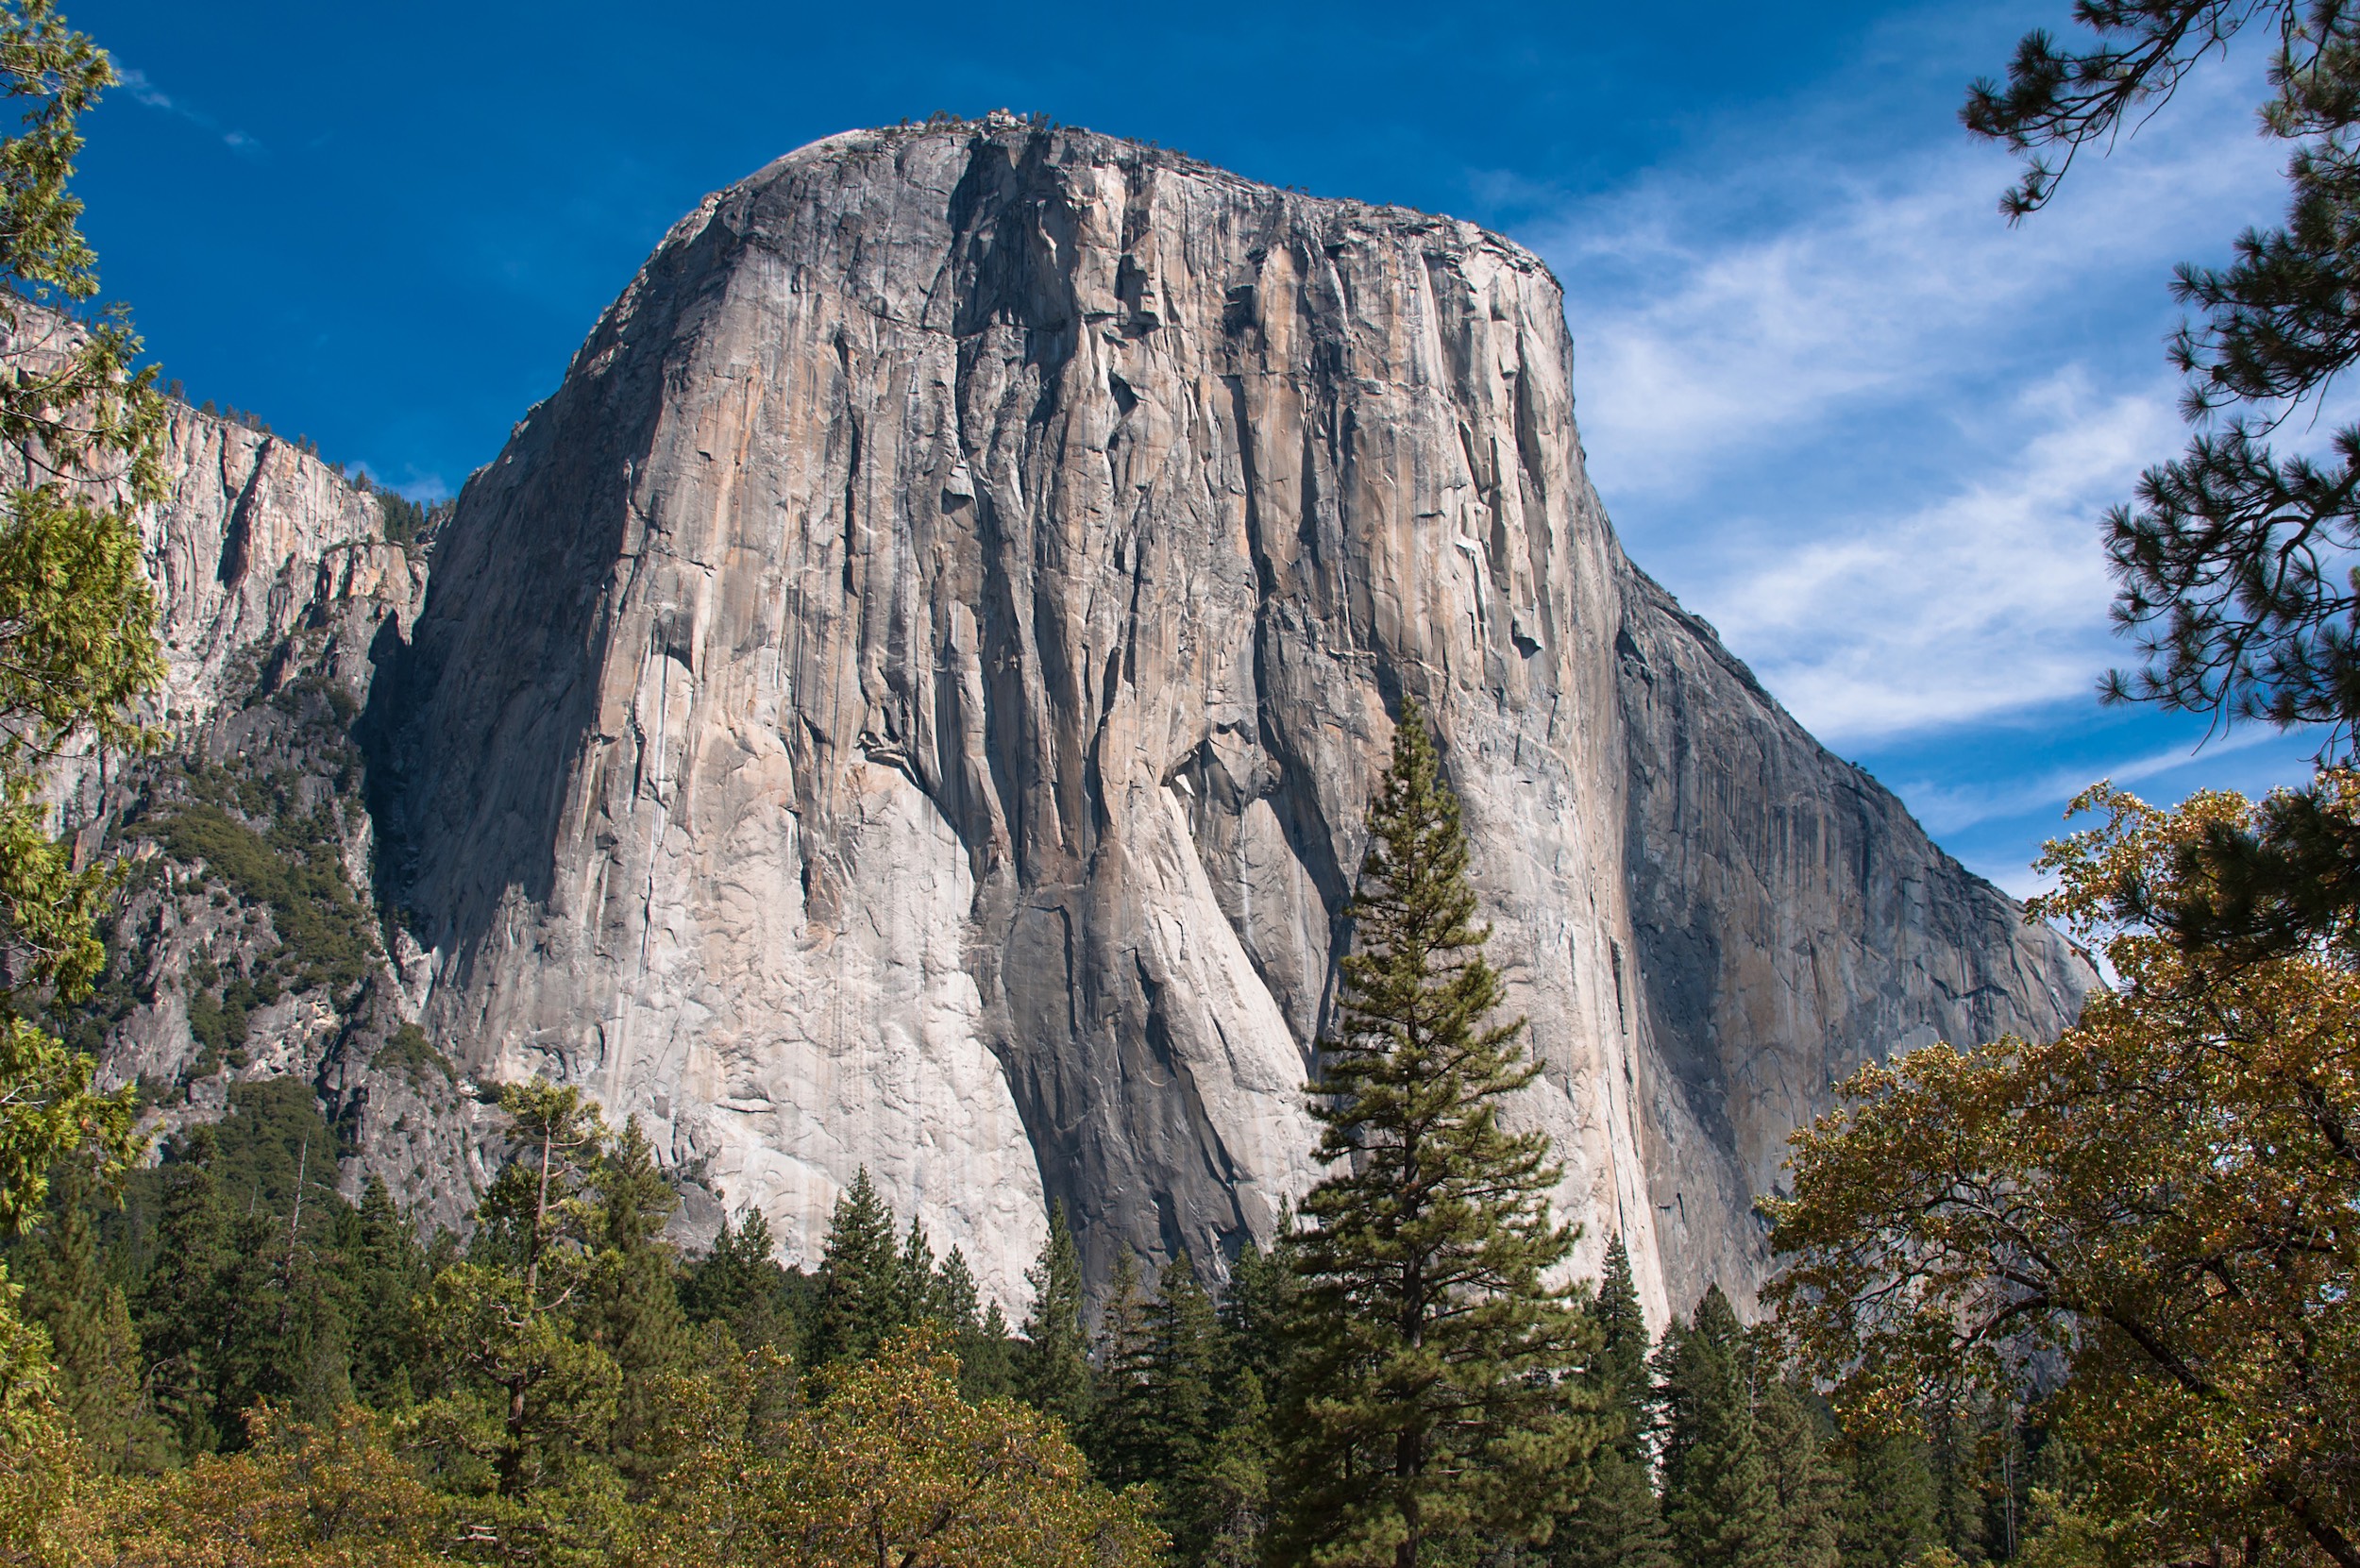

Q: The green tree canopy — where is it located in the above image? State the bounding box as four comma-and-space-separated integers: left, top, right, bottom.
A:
1964, 3, 2360, 953
1964, 1, 2360, 731
0, 0, 162, 1243
1016, 1199, 1092, 1434
680, 1205, 801, 1360
1551, 1237, 1672, 1568
808, 1167, 902, 1368
0, 9, 168, 1522
425, 1080, 621, 1500
1657, 1288, 1780, 1568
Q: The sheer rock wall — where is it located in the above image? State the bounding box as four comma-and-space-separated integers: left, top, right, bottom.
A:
370, 122, 2090, 1320
83, 121, 2091, 1322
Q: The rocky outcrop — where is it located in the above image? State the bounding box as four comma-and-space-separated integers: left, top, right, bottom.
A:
56, 400, 480, 1223
329, 118, 2092, 1322
140, 409, 428, 726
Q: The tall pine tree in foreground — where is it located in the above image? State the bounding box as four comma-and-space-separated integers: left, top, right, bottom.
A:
1273, 698, 1606, 1568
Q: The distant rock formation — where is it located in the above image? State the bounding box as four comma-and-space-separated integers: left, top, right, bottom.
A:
71, 120, 2091, 1324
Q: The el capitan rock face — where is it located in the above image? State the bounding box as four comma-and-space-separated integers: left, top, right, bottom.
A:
81, 119, 2092, 1323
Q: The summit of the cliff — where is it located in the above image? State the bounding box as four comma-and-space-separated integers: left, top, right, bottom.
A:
724, 116, 1560, 280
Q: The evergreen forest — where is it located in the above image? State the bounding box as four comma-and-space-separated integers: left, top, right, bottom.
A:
8, 1063, 2043, 1568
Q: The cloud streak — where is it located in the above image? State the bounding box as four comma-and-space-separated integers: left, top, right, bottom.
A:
1539, 74, 2279, 500
116, 67, 261, 155
1516, 63, 2288, 747
1901, 723, 2293, 838
1715, 371, 2173, 740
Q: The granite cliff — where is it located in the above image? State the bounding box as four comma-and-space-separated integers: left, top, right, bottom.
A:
69, 117, 2092, 1324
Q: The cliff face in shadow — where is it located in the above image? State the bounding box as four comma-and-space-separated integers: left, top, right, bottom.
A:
1611, 568, 2087, 1307
78, 120, 2092, 1323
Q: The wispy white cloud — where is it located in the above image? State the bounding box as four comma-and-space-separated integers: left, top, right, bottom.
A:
117, 67, 174, 111
1901, 723, 2292, 837
115, 66, 261, 155
1513, 60, 2292, 746
1537, 74, 2279, 502
1716, 370, 2173, 741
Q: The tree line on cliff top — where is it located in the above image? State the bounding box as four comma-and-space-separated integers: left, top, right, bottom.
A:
0, 0, 2355, 1563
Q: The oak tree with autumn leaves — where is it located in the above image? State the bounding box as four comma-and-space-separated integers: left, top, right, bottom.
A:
1770, 776, 2360, 1568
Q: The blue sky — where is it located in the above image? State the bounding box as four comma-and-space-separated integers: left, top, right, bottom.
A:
72, 0, 2325, 893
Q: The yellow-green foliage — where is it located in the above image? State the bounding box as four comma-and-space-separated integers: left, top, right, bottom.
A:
651, 1328, 1166, 1568
29, 1338, 1161, 1568
55, 1407, 450, 1568
1770, 774, 2360, 1568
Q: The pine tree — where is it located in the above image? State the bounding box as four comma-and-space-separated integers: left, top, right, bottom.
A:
682, 1206, 796, 1356
930, 1244, 1016, 1400
580, 1115, 689, 1486
1657, 1289, 1779, 1568
20, 1158, 152, 1471
1203, 1369, 1277, 1568
432, 1078, 619, 1498
347, 1174, 426, 1406
1556, 1443, 1674, 1568
1016, 1199, 1092, 1434
1592, 1236, 1651, 1450
1924, 1391, 1996, 1565
810, 1168, 902, 1367
135, 1131, 226, 1458
965, 1299, 1017, 1402
1839, 1428, 1938, 1568
1204, 1239, 1294, 1567
1085, 1249, 1155, 1485
1757, 1371, 1846, 1568
931, 1242, 978, 1330
1219, 1233, 1293, 1391
1551, 1238, 1670, 1568
893, 1213, 936, 1327
1272, 699, 1607, 1568
1143, 1255, 1228, 1561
